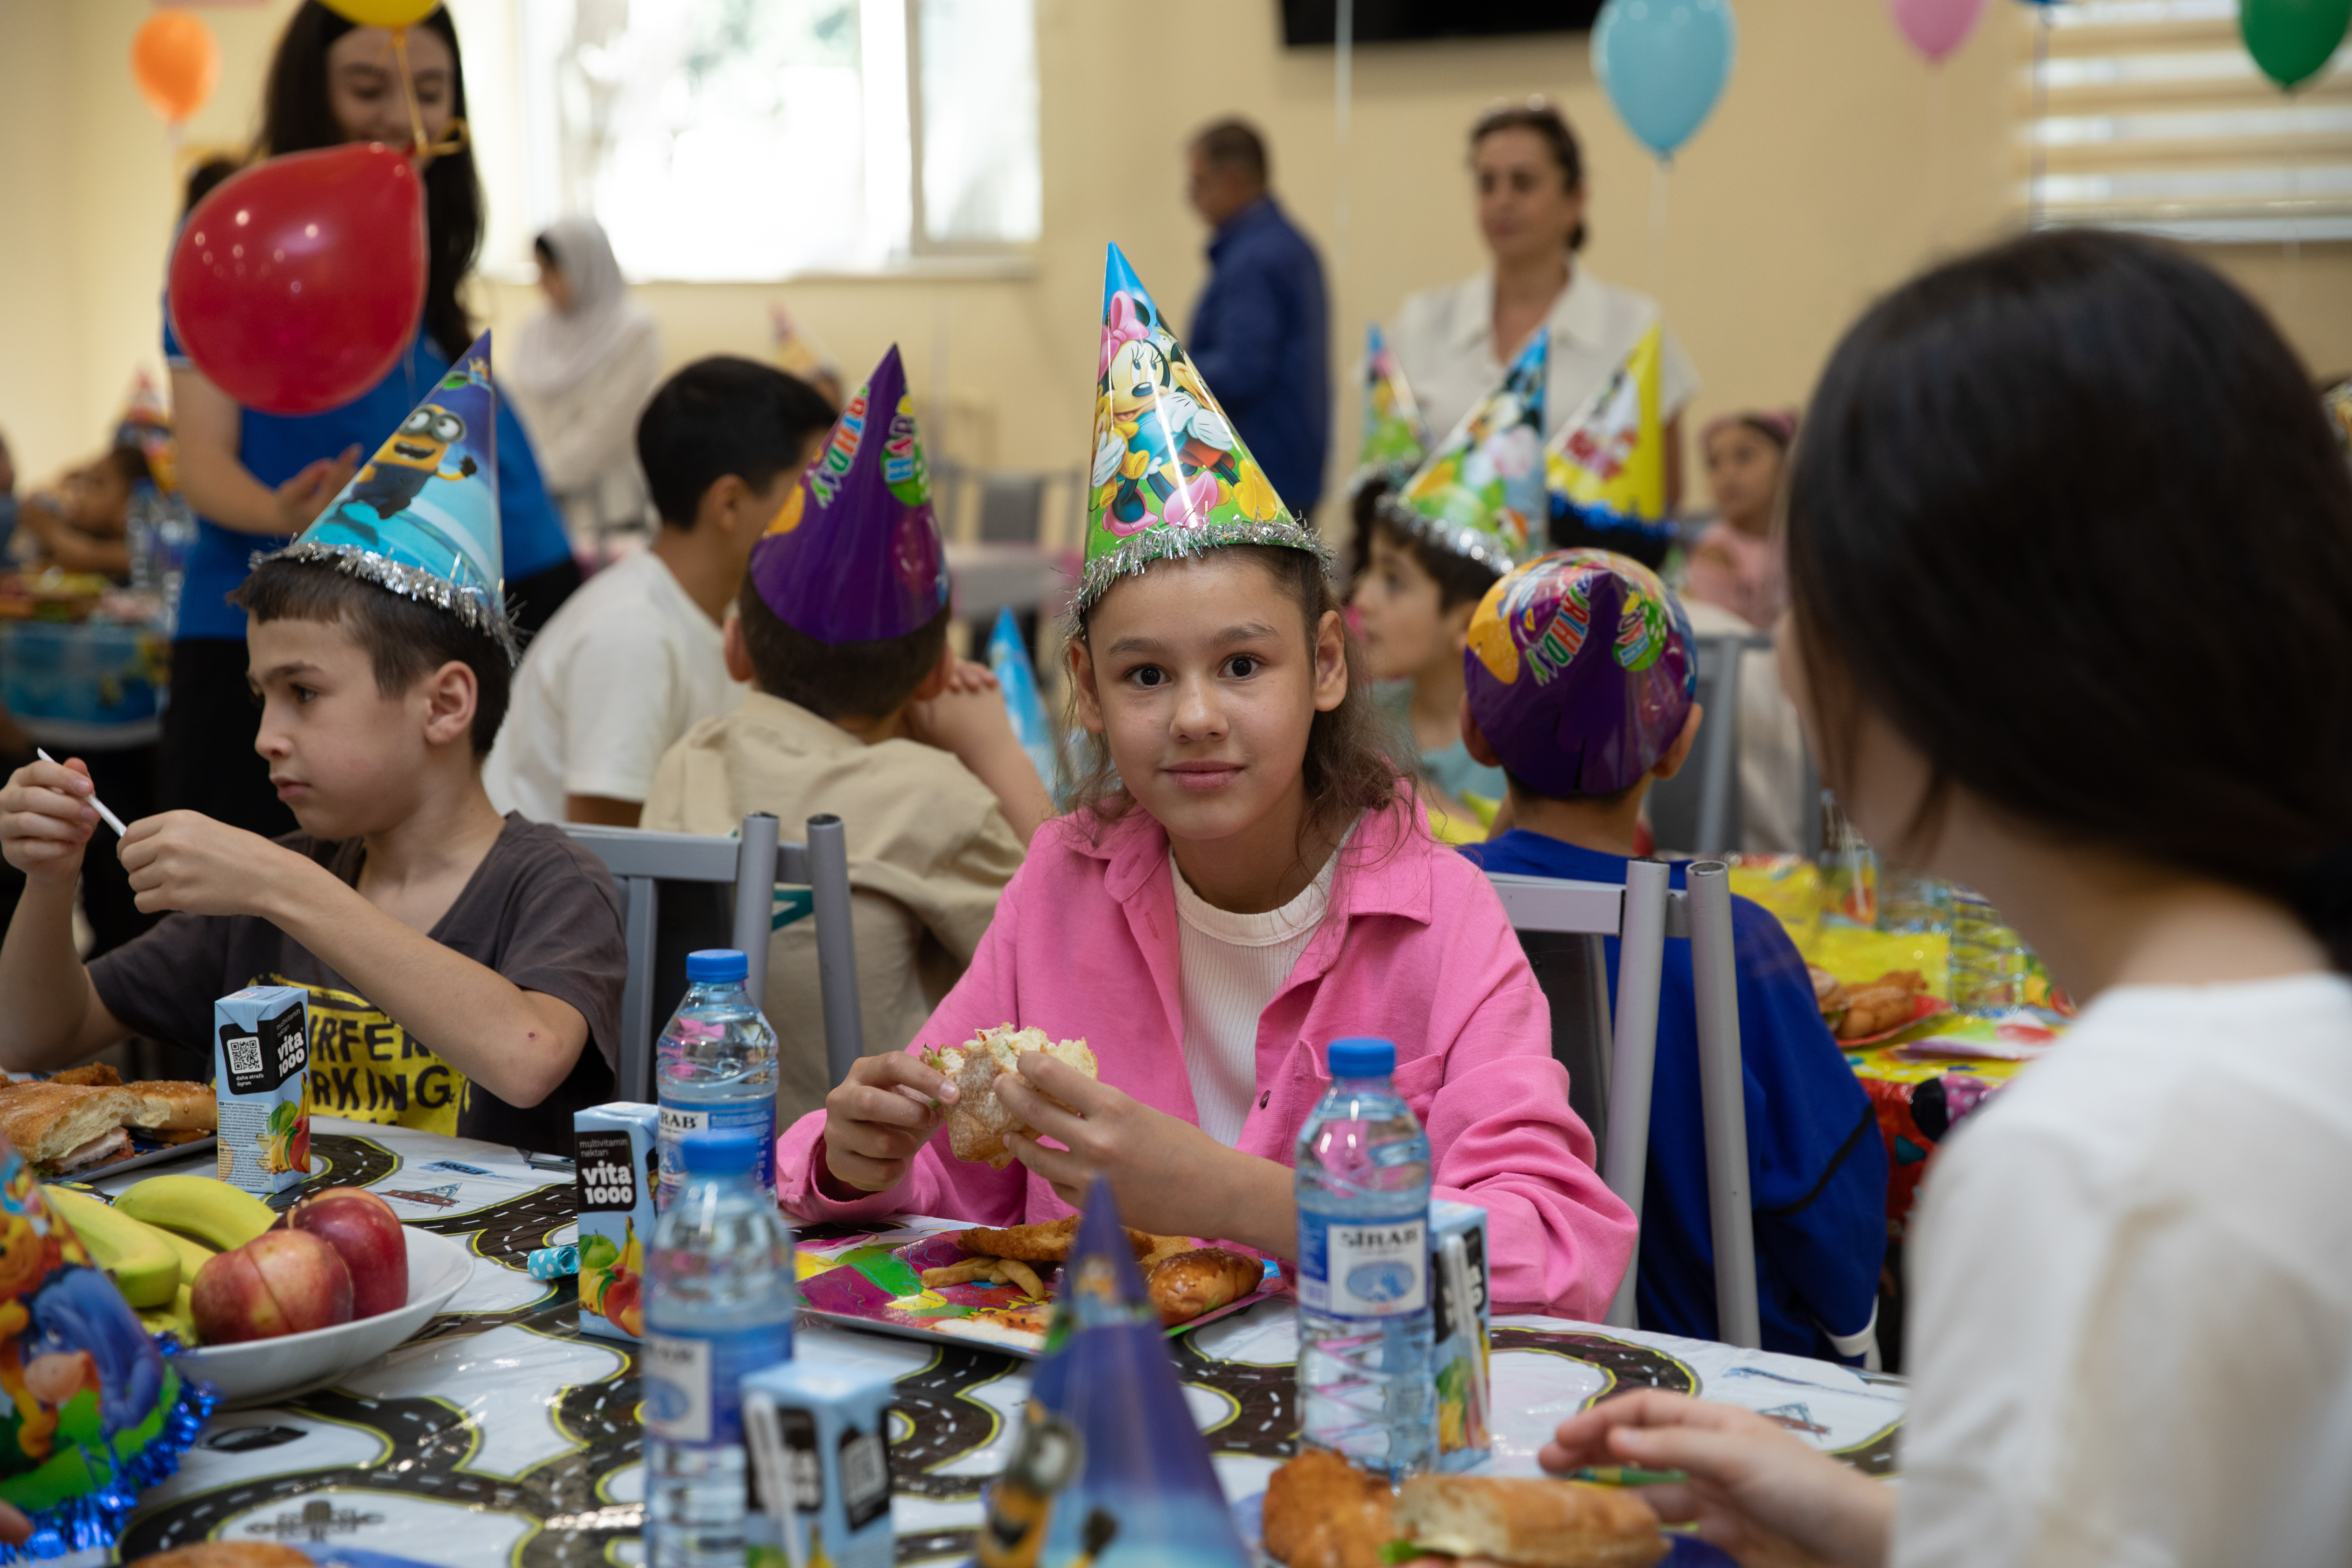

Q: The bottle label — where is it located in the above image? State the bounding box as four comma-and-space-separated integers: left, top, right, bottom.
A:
1297, 1213, 1429, 1317
657, 1097, 777, 1190
643, 1321, 793, 1447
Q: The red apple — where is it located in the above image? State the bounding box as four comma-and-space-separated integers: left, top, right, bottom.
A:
289, 1186, 408, 1319
192, 1230, 354, 1344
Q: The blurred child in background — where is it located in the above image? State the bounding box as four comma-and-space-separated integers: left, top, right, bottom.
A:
1684, 410, 1794, 632
11, 448, 146, 580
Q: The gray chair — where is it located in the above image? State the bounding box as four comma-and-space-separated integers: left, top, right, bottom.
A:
1486, 860, 1761, 1347
564, 813, 865, 1105
1649, 631, 1774, 858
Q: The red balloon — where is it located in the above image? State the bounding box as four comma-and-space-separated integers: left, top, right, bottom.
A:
167, 144, 426, 416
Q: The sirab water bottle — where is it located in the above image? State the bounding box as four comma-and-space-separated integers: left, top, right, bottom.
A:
1948, 886, 2032, 1016
1295, 1037, 1435, 1479
643, 1128, 796, 1568
656, 949, 779, 1210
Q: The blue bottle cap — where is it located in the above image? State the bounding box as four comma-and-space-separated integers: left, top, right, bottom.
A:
679, 1127, 765, 1174
1326, 1037, 1396, 1078
685, 948, 749, 983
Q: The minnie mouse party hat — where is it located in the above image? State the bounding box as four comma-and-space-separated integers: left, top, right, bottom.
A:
1080, 244, 1324, 615
1381, 330, 1547, 574
748, 344, 950, 645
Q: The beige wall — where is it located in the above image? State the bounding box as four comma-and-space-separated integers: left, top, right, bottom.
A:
6, 0, 2348, 518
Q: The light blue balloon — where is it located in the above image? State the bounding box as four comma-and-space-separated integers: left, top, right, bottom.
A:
1593, 0, 1740, 160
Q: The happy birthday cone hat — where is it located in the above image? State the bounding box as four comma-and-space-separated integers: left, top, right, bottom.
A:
268, 331, 517, 661
1548, 322, 1667, 523
1350, 322, 1428, 493
978, 1181, 1250, 1568
1381, 329, 1547, 574
749, 344, 949, 644
1080, 244, 1325, 615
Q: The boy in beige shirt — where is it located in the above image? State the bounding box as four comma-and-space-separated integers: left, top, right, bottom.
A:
642, 347, 1049, 1121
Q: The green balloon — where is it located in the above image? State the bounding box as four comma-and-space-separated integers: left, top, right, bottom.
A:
2241, 0, 2352, 89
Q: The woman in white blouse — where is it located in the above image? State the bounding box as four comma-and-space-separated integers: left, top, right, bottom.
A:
507, 216, 663, 559
1390, 99, 1700, 512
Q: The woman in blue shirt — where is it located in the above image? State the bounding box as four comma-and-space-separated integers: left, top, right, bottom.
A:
164, 3, 577, 836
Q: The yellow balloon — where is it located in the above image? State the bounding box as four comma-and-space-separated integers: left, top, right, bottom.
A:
319, 0, 440, 26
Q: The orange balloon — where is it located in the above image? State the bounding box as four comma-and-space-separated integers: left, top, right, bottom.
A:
131, 9, 220, 125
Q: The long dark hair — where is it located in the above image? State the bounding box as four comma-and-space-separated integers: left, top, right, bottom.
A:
259, 2, 482, 359
1470, 99, 1587, 252
1787, 229, 2352, 967
1063, 547, 1407, 863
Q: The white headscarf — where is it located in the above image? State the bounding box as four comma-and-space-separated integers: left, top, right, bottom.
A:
509, 216, 652, 400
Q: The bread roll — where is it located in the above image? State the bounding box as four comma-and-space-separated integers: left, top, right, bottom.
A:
0, 1084, 144, 1171
926, 1026, 1097, 1170
1263, 1450, 1393, 1568
130, 1543, 319, 1568
125, 1080, 217, 1133
1394, 1475, 1666, 1568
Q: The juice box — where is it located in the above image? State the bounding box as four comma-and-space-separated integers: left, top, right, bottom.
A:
742, 1360, 896, 1568
573, 1102, 658, 1341
1430, 1198, 1491, 1472
213, 985, 310, 1196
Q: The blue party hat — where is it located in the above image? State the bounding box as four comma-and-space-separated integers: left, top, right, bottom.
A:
266, 331, 515, 661
976, 1182, 1251, 1568
749, 344, 950, 645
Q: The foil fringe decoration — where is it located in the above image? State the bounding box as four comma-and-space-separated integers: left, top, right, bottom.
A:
1072, 519, 1331, 621
256, 541, 523, 667
0, 1342, 219, 1563
1374, 489, 1528, 575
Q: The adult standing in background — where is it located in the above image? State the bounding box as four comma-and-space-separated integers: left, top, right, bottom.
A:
1392, 99, 1700, 514
1184, 119, 1330, 519
164, 2, 579, 839
508, 217, 662, 562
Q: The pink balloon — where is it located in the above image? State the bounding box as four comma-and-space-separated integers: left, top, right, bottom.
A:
1888, 0, 1988, 61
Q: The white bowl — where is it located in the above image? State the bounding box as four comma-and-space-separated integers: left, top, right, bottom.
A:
178, 1227, 475, 1405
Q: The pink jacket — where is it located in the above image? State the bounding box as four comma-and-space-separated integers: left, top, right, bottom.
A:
776, 795, 1637, 1319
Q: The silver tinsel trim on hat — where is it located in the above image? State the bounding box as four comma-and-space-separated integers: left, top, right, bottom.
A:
1072, 519, 1332, 620
1374, 489, 1528, 576
257, 541, 523, 666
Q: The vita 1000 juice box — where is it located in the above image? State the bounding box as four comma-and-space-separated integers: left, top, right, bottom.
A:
574, 1102, 659, 1341
213, 985, 310, 1196
1431, 1197, 1492, 1472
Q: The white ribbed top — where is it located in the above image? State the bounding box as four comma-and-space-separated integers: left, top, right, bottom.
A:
1169, 846, 1339, 1146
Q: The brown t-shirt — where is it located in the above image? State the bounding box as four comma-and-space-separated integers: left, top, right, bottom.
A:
90, 814, 624, 1155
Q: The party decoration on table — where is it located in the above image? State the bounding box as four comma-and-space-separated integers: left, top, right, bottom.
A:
0, 1133, 214, 1562
1463, 549, 1696, 800
1080, 244, 1324, 614
167, 144, 427, 416
1351, 322, 1429, 493
748, 345, 948, 645
1886, 0, 1988, 61
263, 332, 516, 660
320, 0, 442, 25
988, 608, 1061, 799
2241, 0, 2352, 90
976, 1182, 1251, 1568
1381, 332, 1547, 573
130, 9, 219, 127
1593, 0, 1740, 160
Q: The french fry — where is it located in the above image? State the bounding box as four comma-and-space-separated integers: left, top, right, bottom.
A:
998, 1258, 1047, 1300
920, 1258, 997, 1288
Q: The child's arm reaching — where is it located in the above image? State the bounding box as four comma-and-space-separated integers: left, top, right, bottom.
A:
117, 812, 588, 1108
904, 663, 1055, 847
0, 757, 138, 1068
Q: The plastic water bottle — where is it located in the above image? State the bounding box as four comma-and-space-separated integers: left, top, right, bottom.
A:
656, 950, 779, 1210
1949, 885, 2031, 1016
1295, 1037, 1435, 1479
643, 1128, 797, 1568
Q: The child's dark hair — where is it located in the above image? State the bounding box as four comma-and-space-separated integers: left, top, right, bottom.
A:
1367, 509, 1505, 612
1787, 228, 2352, 967
735, 585, 949, 723
1470, 98, 1587, 251
637, 358, 838, 528
1063, 547, 1403, 854
99, 448, 150, 490
230, 558, 512, 755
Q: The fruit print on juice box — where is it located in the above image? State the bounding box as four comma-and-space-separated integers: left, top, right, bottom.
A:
574, 1102, 659, 1341
212, 985, 312, 1197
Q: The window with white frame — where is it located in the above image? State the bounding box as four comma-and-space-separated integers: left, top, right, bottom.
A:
2022, 0, 2352, 243
516, 0, 1040, 280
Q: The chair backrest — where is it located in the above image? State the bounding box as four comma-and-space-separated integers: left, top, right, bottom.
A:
1487, 860, 1761, 1347
562, 813, 866, 1105
1649, 631, 1771, 858
976, 473, 1048, 544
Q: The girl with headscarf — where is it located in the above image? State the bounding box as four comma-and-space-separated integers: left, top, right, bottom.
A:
508, 217, 663, 559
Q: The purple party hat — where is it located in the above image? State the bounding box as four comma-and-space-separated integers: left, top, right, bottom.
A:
749, 344, 949, 644
1464, 548, 1696, 799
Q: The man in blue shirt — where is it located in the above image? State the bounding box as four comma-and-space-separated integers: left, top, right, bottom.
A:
1185, 120, 1330, 520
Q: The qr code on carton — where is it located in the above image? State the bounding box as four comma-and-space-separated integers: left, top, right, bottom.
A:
225, 1034, 262, 1077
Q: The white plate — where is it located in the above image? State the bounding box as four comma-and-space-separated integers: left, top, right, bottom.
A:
178, 1227, 475, 1405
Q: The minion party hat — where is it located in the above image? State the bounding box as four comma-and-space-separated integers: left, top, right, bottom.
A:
976, 1181, 1252, 1568
749, 343, 949, 644
1080, 243, 1325, 615
267, 330, 516, 661
1351, 322, 1428, 491
1381, 329, 1547, 575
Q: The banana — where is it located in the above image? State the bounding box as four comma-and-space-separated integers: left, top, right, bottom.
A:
150, 1225, 216, 1285
138, 1283, 197, 1343
47, 1187, 180, 1308
115, 1174, 277, 1252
